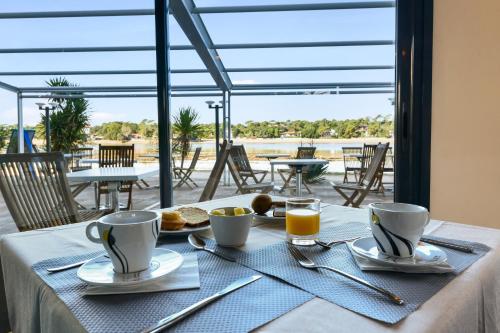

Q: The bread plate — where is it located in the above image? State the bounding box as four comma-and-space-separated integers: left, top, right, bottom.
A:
158, 207, 211, 236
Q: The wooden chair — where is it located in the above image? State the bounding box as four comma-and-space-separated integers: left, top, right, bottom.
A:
67, 147, 95, 207
199, 140, 230, 202
359, 144, 389, 194
229, 145, 268, 192
331, 143, 389, 207
70, 147, 93, 172
0, 152, 110, 232
278, 146, 316, 194
227, 150, 275, 195
97, 144, 134, 210
173, 147, 202, 189
341, 147, 362, 183
359, 144, 377, 179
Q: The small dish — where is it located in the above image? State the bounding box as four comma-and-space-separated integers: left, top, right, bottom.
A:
351, 237, 447, 267
209, 207, 253, 247
77, 248, 183, 286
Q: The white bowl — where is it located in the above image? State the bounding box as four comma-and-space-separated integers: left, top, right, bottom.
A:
209, 207, 253, 247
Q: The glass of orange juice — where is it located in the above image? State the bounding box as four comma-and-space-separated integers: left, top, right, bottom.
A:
286, 198, 320, 246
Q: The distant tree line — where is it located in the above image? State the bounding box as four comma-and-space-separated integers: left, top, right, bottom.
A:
231, 115, 393, 139
0, 114, 393, 149
90, 119, 158, 141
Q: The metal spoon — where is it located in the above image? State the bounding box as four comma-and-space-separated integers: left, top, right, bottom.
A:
315, 237, 362, 249
187, 234, 236, 262
46, 254, 109, 273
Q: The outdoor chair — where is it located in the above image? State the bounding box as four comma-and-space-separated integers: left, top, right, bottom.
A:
173, 147, 202, 189
278, 146, 316, 194
67, 147, 95, 209
341, 147, 362, 183
229, 145, 268, 192
70, 147, 93, 172
359, 143, 390, 194
227, 148, 275, 195
0, 152, 111, 232
199, 140, 230, 202
97, 144, 134, 210
6, 129, 38, 153
331, 143, 389, 208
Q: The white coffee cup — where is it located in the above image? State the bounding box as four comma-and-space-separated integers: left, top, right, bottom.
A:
209, 207, 253, 247
368, 203, 429, 258
86, 210, 161, 273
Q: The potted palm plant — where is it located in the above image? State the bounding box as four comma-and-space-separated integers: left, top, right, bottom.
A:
173, 107, 201, 168
36, 77, 90, 152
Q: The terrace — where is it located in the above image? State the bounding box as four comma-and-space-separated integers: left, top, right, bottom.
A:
0, 1, 395, 234
0, 1, 499, 333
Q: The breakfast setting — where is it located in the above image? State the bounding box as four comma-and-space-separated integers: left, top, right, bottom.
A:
20, 193, 489, 332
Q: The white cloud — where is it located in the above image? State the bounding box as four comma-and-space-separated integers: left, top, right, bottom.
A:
1, 106, 42, 126
91, 112, 115, 124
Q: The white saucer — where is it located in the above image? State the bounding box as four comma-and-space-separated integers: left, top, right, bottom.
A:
77, 248, 184, 286
351, 237, 447, 267
159, 224, 211, 236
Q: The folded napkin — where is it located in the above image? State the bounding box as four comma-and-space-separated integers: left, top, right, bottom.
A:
84, 253, 200, 295
348, 244, 455, 274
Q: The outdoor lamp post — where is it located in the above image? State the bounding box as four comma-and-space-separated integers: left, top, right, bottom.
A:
35, 102, 58, 152
206, 100, 222, 158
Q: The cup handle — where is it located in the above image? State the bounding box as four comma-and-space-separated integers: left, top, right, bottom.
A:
425, 212, 430, 226
86, 221, 102, 244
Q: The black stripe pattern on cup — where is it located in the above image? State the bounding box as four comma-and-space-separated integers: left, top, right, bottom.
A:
106, 226, 129, 273
371, 211, 414, 257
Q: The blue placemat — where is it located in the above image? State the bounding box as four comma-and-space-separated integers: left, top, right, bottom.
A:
32, 241, 313, 333
215, 222, 490, 324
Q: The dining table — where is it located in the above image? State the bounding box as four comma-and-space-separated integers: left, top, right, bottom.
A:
255, 153, 290, 182
1, 194, 499, 332
66, 166, 158, 212
270, 158, 329, 196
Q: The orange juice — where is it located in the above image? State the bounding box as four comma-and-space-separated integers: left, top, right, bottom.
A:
286, 208, 320, 236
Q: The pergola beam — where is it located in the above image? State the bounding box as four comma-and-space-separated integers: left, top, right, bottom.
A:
0, 40, 393, 54
0, 9, 155, 19
0, 80, 19, 93
20, 93, 223, 99
18, 85, 219, 93
232, 82, 394, 90
231, 89, 395, 96
19, 90, 394, 99
170, 0, 231, 91
0, 2, 395, 19
193, 2, 395, 13
0, 65, 394, 77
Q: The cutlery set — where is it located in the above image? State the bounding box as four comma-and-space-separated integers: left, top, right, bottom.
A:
46, 232, 471, 330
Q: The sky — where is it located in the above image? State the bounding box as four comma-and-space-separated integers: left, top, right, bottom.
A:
0, 0, 395, 126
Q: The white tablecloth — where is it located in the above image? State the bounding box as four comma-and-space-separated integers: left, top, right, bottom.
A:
1, 194, 500, 333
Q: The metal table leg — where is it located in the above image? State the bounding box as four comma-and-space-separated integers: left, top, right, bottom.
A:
269, 158, 275, 182
295, 166, 303, 197
107, 181, 120, 212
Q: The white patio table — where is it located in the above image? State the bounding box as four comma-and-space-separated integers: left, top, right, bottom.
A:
66, 166, 158, 212
0, 194, 499, 332
256, 153, 290, 182
270, 158, 329, 195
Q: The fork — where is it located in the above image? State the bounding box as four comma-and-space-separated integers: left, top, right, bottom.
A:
287, 244, 404, 305
315, 237, 362, 249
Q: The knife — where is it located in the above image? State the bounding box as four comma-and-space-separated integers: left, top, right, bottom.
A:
420, 237, 474, 253
141, 275, 263, 333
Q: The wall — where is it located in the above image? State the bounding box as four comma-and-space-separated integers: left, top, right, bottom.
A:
431, 0, 500, 228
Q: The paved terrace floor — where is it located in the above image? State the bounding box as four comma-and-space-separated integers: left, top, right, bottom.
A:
0, 171, 393, 236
